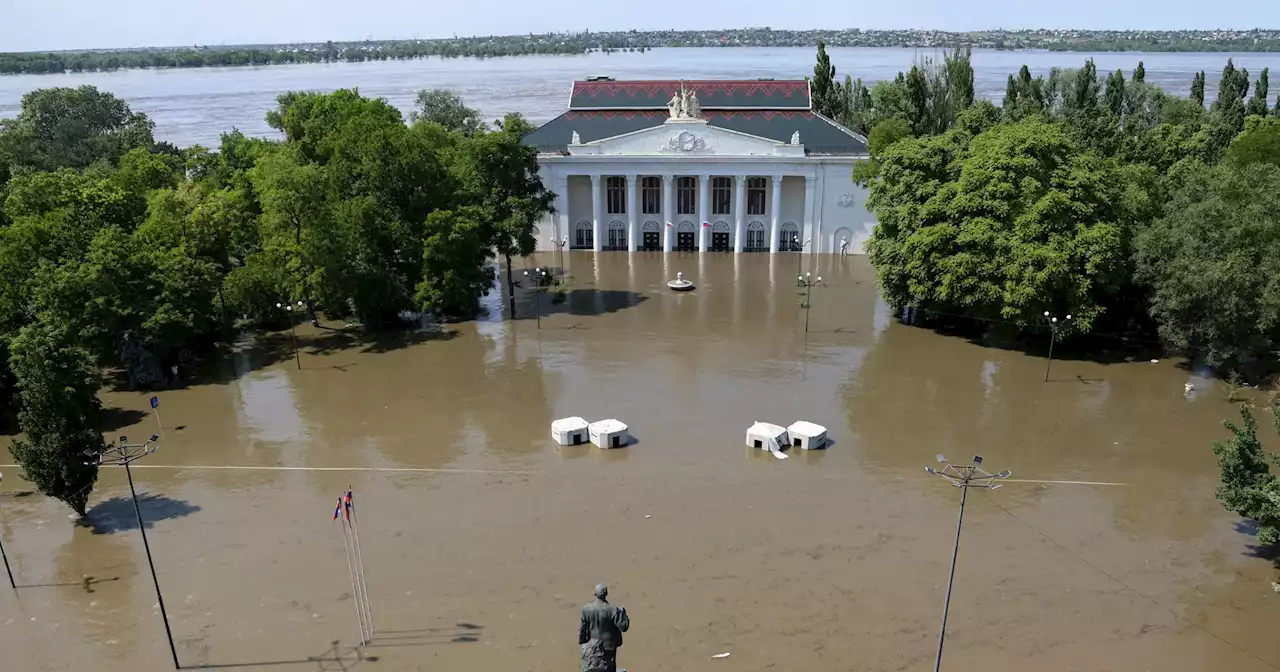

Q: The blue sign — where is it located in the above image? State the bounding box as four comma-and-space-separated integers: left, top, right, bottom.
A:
150, 396, 159, 409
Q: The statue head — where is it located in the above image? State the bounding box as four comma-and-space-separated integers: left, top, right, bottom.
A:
594, 583, 608, 600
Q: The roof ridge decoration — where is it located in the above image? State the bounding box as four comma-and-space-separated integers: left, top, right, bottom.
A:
569, 79, 811, 111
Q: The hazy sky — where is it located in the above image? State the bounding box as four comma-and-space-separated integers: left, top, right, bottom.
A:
5, 0, 1280, 52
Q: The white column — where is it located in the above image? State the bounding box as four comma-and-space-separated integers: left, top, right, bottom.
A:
802, 173, 817, 255
733, 175, 746, 254
590, 173, 603, 253
626, 174, 638, 252
698, 174, 710, 252
554, 175, 570, 251
769, 175, 783, 254
663, 174, 675, 251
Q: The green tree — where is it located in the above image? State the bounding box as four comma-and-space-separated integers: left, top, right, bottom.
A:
865, 118, 1140, 333
1105, 69, 1126, 116
7, 320, 104, 517
409, 89, 488, 135
1133, 61, 1146, 83
0, 86, 155, 175
1212, 406, 1280, 544
1247, 68, 1270, 117
1224, 115, 1280, 168
1191, 71, 1206, 107
1134, 162, 1280, 375
415, 207, 495, 319
810, 41, 841, 119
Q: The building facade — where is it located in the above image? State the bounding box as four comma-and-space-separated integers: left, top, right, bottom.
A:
522, 78, 876, 255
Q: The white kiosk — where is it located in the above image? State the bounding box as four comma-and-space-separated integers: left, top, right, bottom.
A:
589, 419, 630, 448
787, 421, 828, 450
746, 422, 790, 453
551, 417, 589, 446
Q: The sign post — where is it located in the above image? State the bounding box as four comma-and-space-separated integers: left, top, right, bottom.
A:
150, 396, 162, 438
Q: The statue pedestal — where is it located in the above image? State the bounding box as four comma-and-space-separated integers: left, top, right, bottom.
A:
663, 117, 708, 126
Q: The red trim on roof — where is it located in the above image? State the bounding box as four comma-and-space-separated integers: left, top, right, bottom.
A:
565, 110, 668, 120
572, 80, 808, 99
563, 110, 816, 121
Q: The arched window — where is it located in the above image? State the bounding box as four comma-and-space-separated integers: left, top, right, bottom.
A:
606, 221, 627, 250
573, 221, 593, 249
746, 221, 766, 251
780, 222, 800, 252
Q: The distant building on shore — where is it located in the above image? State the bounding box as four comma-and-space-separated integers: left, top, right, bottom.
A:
522, 77, 875, 254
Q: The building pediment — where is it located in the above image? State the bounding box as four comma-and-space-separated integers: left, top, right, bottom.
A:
567, 119, 804, 158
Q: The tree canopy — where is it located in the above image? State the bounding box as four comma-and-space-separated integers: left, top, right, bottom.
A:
0, 85, 553, 515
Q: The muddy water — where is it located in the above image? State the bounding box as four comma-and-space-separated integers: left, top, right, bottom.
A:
1, 253, 1276, 672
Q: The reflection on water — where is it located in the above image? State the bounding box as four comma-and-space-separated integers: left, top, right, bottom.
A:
1, 253, 1278, 671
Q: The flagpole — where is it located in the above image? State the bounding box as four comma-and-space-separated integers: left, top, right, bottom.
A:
338, 500, 369, 645
346, 487, 374, 636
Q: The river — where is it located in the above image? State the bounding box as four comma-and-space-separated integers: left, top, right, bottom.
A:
0, 253, 1275, 671
3, 47, 1280, 147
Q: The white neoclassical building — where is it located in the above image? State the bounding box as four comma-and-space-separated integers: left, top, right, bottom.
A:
523, 78, 877, 255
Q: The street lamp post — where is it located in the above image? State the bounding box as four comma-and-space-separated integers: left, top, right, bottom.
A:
924, 454, 1011, 672
87, 435, 179, 669
797, 272, 824, 333
553, 237, 568, 278
791, 234, 811, 278
1043, 311, 1071, 382
0, 471, 15, 589
523, 267, 548, 329
276, 300, 304, 369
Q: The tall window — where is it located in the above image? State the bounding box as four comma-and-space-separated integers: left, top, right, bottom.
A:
641, 177, 661, 214
606, 176, 626, 215
677, 177, 697, 215
747, 177, 767, 215
711, 177, 732, 215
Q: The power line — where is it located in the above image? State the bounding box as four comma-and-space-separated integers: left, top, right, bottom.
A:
981, 493, 1280, 672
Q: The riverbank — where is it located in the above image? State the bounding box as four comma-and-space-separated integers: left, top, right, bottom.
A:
5, 28, 1280, 75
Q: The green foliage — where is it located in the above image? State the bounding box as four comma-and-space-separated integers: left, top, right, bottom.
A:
1247, 68, 1271, 117
865, 118, 1138, 332
1133, 61, 1146, 83
0, 86, 153, 168
7, 320, 104, 516
1134, 162, 1280, 373
1224, 115, 1280, 168
410, 89, 488, 135
1212, 406, 1280, 545
416, 207, 495, 318
810, 41, 841, 120
1191, 71, 1207, 107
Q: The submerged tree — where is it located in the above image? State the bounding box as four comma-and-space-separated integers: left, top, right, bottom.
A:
1212, 405, 1280, 545
410, 88, 488, 135
6, 321, 104, 516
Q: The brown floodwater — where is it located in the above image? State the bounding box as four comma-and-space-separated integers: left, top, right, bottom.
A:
1, 252, 1277, 672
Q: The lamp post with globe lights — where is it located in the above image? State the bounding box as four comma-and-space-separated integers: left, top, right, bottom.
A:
277, 300, 304, 369
524, 267, 549, 328
797, 272, 824, 333
924, 454, 1011, 672
1044, 311, 1071, 382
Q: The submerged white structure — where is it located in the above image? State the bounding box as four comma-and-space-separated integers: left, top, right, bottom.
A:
589, 419, 631, 449
551, 417, 590, 446
787, 421, 828, 450
745, 421, 789, 452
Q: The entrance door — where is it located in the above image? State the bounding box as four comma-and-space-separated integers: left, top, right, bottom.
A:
711, 232, 730, 251
677, 232, 696, 251
642, 231, 661, 251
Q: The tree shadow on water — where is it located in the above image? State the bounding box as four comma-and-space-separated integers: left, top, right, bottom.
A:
98, 407, 150, 432
518, 290, 648, 321
83, 492, 202, 534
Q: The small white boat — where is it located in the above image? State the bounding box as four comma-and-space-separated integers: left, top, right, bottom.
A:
667, 272, 695, 292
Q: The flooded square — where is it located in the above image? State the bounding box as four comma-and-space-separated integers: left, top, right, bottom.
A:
1, 253, 1275, 671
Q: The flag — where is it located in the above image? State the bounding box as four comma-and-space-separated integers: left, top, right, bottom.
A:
344, 489, 353, 521
333, 498, 342, 521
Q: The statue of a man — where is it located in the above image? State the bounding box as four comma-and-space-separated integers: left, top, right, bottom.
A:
579, 584, 630, 672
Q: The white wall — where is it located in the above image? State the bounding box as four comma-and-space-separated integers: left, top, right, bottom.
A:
567, 175, 594, 245
780, 176, 805, 246
818, 161, 875, 254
